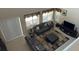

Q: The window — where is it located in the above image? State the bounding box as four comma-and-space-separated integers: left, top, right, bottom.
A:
25, 13, 39, 29
42, 11, 53, 22
55, 11, 62, 23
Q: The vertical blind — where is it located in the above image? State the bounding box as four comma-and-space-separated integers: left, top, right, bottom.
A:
55, 10, 62, 23
25, 13, 40, 29
42, 10, 54, 22
25, 8, 62, 29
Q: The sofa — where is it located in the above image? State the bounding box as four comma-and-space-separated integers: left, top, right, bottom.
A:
25, 36, 46, 51
33, 21, 54, 35
56, 21, 78, 38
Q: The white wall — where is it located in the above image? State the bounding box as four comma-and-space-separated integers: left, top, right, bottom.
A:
0, 8, 48, 20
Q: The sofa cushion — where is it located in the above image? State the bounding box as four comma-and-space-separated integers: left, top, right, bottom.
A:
33, 21, 54, 35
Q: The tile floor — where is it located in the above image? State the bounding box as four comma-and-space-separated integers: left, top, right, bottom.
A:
5, 36, 32, 51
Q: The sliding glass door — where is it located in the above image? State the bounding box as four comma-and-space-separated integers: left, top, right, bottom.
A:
0, 17, 23, 41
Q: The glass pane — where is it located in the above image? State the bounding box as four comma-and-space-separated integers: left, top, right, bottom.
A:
48, 11, 53, 21
33, 15, 37, 24
33, 15, 39, 25
25, 16, 32, 22
33, 15, 37, 19
55, 11, 61, 23
43, 12, 48, 22
25, 16, 33, 28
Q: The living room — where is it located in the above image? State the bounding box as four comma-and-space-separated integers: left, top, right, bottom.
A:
0, 8, 79, 51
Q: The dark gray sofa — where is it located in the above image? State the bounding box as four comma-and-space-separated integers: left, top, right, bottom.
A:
33, 21, 54, 35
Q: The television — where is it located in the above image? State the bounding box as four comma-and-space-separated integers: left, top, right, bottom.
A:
63, 21, 75, 30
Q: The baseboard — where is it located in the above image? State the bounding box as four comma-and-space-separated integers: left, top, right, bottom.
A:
6, 34, 25, 42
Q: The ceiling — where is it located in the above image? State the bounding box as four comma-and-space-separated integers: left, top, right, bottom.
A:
0, 8, 48, 20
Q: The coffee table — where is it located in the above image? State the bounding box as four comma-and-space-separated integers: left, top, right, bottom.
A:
45, 33, 59, 44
